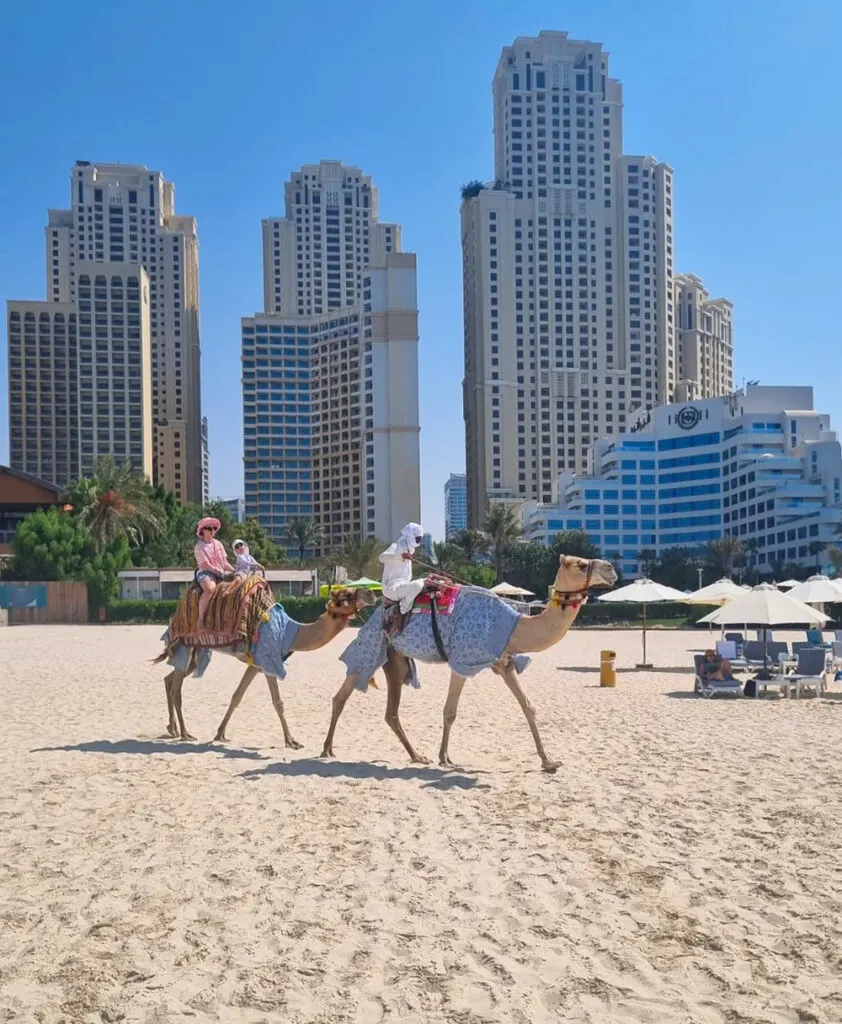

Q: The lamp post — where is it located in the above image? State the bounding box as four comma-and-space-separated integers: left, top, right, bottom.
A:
696, 566, 703, 589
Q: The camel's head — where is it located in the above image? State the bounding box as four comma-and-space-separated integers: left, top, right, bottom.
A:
326, 587, 377, 620
551, 555, 617, 599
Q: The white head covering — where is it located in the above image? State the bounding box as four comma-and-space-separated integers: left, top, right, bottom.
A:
233, 538, 248, 554
400, 523, 424, 552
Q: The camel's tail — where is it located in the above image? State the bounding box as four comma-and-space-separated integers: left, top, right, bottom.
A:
369, 677, 379, 690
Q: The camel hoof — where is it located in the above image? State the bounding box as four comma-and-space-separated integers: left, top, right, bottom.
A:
213, 733, 227, 743
180, 733, 197, 742
541, 760, 560, 774
286, 739, 304, 750
411, 755, 432, 766
320, 747, 334, 759
439, 758, 463, 771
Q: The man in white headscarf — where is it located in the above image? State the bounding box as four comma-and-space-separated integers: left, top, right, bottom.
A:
380, 522, 426, 614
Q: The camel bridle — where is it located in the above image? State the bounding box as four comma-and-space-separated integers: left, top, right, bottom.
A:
549, 560, 595, 610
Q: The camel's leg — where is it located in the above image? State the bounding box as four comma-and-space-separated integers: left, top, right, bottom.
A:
496, 660, 558, 773
170, 672, 196, 741
384, 652, 430, 765
161, 671, 181, 738
213, 665, 259, 742
265, 674, 303, 749
438, 672, 467, 768
320, 674, 358, 758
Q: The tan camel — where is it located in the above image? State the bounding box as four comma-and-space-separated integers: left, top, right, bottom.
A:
162, 587, 376, 742
321, 555, 617, 772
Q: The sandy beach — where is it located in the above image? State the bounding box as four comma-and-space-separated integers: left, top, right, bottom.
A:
1, 623, 841, 1023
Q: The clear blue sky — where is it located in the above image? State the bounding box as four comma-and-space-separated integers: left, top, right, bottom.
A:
2, 0, 840, 539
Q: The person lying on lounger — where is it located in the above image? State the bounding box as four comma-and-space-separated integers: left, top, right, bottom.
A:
700, 649, 737, 682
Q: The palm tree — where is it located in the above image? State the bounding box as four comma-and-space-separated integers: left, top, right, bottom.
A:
282, 517, 323, 565
452, 529, 490, 563
482, 503, 522, 583
808, 540, 825, 572
339, 535, 382, 579
432, 541, 465, 574
637, 548, 658, 577
63, 457, 164, 552
706, 535, 745, 579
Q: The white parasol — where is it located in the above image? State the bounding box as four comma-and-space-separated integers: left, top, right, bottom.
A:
599, 578, 687, 667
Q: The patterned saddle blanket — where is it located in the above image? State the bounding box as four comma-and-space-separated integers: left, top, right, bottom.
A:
166, 573, 275, 650
383, 581, 461, 639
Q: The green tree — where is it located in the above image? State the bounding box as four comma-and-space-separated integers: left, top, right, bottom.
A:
483, 503, 522, 583
432, 541, 465, 574
283, 517, 323, 565
706, 536, 745, 579
808, 540, 825, 572
7, 508, 92, 580
653, 546, 699, 592
549, 530, 600, 561
501, 540, 553, 598
459, 563, 496, 588
828, 547, 842, 578
338, 535, 382, 579
64, 457, 165, 552
637, 548, 658, 577
452, 529, 490, 563
83, 537, 132, 613
460, 180, 485, 199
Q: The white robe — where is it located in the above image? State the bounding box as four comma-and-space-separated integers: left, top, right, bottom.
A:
380, 536, 425, 613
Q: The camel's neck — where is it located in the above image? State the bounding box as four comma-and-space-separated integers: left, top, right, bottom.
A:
505, 599, 584, 655
289, 612, 351, 652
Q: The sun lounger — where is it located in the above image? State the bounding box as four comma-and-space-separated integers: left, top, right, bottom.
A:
694, 654, 743, 698
785, 647, 828, 698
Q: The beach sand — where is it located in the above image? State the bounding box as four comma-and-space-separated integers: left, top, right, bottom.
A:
1, 623, 841, 1023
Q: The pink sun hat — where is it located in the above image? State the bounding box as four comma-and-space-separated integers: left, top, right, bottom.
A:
196, 516, 221, 536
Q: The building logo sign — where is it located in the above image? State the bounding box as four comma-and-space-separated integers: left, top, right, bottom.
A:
676, 406, 702, 431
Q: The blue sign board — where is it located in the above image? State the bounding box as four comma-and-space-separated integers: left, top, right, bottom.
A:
0, 583, 48, 609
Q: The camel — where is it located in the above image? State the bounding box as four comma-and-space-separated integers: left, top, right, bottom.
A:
321, 555, 617, 772
161, 586, 377, 743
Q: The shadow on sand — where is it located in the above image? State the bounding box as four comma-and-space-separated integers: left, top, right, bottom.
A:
240, 757, 490, 790
31, 738, 269, 761
562, 665, 691, 675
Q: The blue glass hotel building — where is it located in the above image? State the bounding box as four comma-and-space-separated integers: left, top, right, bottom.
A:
521, 385, 842, 578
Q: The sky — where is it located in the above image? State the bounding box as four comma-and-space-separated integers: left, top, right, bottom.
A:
1, 0, 840, 540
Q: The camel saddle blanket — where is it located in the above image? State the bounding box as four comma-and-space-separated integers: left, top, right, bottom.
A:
413, 583, 460, 616
167, 574, 275, 650
342, 585, 531, 692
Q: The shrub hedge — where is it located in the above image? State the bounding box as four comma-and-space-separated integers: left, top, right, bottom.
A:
105, 596, 716, 626
106, 595, 329, 624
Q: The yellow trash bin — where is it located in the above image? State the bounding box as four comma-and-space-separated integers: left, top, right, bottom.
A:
600, 650, 616, 687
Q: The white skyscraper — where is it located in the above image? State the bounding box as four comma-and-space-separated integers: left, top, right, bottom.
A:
674, 273, 734, 400
462, 31, 676, 526
243, 161, 420, 552
40, 161, 203, 502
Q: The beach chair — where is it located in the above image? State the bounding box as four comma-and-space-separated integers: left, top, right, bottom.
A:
756, 628, 774, 645
694, 654, 743, 699
716, 639, 747, 671
724, 632, 745, 655
834, 630, 842, 645
832, 642, 842, 681
742, 640, 767, 670
785, 647, 828, 698
806, 628, 830, 648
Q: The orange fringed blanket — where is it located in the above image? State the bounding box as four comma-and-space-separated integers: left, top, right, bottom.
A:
167, 574, 275, 650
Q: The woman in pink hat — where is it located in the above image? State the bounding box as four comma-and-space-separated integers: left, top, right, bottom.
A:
194, 517, 236, 630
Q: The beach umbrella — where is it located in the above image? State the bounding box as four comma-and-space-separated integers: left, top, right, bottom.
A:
599, 578, 687, 667
786, 575, 842, 608
698, 583, 829, 676
776, 579, 800, 589
698, 584, 828, 627
683, 577, 745, 606
491, 581, 535, 597
342, 577, 383, 590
